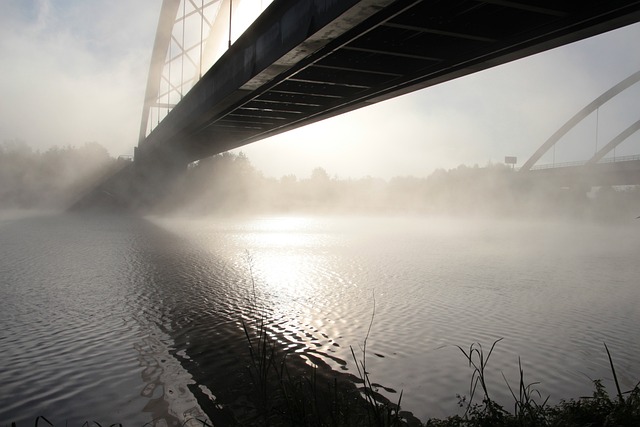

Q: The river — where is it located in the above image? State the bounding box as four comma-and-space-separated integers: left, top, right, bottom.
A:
1, 212, 639, 424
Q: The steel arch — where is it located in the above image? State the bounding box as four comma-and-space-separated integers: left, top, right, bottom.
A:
586, 118, 640, 165
520, 70, 640, 171
139, 0, 181, 144
139, 0, 252, 144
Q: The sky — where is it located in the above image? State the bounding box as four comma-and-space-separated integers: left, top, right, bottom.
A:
1, 0, 640, 179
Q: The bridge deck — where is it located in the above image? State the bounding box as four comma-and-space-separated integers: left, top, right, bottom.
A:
526, 159, 640, 186
137, 0, 640, 164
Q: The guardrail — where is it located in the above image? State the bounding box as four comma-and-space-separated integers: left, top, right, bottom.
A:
521, 154, 640, 171
598, 154, 640, 163
529, 160, 586, 170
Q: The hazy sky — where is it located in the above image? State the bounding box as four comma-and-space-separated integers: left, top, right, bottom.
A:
2, 0, 640, 179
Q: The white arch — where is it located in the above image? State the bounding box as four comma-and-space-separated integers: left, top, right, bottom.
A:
521, 70, 640, 171
139, 0, 264, 144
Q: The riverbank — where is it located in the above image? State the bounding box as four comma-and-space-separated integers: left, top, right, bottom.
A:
9, 340, 639, 426
237, 313, 640, 426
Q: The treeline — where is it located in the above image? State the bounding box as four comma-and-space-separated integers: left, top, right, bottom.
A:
0, 140, 120, 210
160, 151, 640, 220
2, 142, 638, 219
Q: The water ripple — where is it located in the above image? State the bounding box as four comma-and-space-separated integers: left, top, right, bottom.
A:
2, 215, 640, 424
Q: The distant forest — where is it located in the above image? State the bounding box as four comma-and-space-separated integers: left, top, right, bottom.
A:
2, 140, 639, 220
0, 140, 120, 210
162, 151, 640, 220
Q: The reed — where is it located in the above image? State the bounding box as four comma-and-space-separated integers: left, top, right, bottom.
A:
7, 340, 640, 426
7, 278, 640, 427
238, 273, 640, 427
427, 340, 640, 427
349, 297, 404, 427
239, 287, 407, 426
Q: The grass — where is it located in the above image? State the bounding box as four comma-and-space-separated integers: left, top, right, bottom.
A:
348, 298, 404, 427
240, 310, 640, 427
6, 267, 640, 427
426, 340, 640, 427
6, 339, 640, 426
7, 416, 213, 427
234, 261, 640, 426
239, 289, 405, 426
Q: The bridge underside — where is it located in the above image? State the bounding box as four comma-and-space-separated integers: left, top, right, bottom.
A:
72, 0, 640, 211
137, 0, 640, 165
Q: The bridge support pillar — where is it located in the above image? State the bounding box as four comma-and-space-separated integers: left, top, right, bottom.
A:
128, 144, 190, 211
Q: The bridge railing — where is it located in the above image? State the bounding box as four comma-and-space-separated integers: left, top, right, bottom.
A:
598, 154, 640, 163
521, 154, 640, 171
529, 160, 586, 170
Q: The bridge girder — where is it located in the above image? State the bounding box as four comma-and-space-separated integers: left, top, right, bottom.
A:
140, 0, 257, 144
527, 159, 640, 187
136, 0, 640, 167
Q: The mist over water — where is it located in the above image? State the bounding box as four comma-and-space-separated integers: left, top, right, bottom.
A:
2, 0, 640, 423
150, 214, 640, 421
158, 152, 640, 221
0, 141, 122, 211
0, 214, 214, 425
2, 139, 640, 424
1, 209, 639, 424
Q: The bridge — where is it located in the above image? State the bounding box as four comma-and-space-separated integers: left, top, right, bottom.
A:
519, 69, 640, 187
522, 157, 640, 189
72, 0, 640, 211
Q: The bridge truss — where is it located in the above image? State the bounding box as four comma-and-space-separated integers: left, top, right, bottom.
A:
139, 0, 273, 143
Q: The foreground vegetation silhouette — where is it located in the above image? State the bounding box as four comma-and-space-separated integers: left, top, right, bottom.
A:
6, 337, 640, 426
232, 266, 640, 426
236, 316, 640, 427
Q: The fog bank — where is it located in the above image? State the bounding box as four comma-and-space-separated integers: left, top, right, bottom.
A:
0, 140, 120, 210
158, 152, 640, 221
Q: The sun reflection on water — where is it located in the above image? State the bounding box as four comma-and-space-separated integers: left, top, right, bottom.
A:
235, 216, 351, 366
239, 216, 318, 294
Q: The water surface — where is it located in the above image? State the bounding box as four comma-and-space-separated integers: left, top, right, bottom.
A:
1, 213, 639, 423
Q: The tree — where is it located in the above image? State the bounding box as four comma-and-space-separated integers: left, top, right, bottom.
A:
310, 167, 330, 182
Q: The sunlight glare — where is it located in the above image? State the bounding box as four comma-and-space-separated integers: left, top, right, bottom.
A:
231, 0, 274, 43
240, 216, 318, 296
